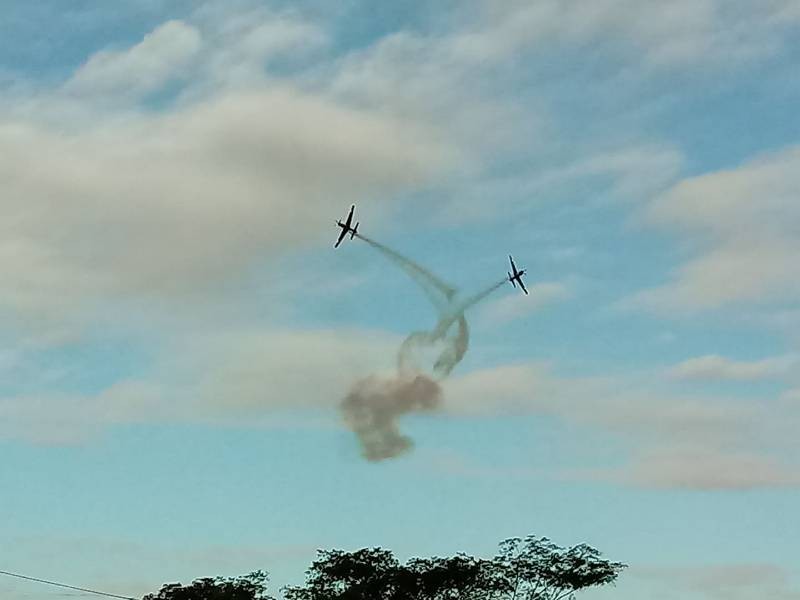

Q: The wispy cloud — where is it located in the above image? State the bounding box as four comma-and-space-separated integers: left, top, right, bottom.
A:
2, 0, 799, 498
442, 361, 799, 490
448, 0, 800, 71
599, 446, 800, 490
1, 89, 455, 334
635, 564, 800, 600
668, 354, 799, 382
0, 327, 399, 444
627, 146, 800, 313
479, 282, 570, 325
63, 20, 202, 100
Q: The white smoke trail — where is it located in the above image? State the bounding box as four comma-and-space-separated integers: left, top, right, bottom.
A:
340, 232, 506, 460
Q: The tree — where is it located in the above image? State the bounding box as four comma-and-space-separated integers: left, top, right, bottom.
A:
493, 536, 627, 600
283, 548, 402, 600
143, 571, 273, 600
283, 536, 626, 600
403, 554, 502, 600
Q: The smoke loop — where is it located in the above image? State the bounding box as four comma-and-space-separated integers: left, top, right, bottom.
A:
340, 233, 505, 461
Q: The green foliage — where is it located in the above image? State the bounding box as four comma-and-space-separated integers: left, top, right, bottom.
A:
141, 536, 625, 600
283, 535, 626, 600
283, 548, 400, 600
495, 536, 627, 600
142, 571, 272, 600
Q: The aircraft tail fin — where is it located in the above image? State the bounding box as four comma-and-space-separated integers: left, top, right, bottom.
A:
351, 222, 359, 239
509, 272, 515, 287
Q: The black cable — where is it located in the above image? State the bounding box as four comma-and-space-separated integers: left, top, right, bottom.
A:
0, 569, 138, 600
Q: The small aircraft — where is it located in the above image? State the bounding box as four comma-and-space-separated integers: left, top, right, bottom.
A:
507, 255, 528, 295
334, 204, 359, 248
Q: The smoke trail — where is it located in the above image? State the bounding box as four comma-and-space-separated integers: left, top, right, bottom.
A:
356, 232, 505, 377
354, 233, 457, 313
340, 232, 506, 461
341, 374, 441, 461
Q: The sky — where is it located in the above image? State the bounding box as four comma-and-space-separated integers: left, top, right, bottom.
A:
1, 1, 799, 599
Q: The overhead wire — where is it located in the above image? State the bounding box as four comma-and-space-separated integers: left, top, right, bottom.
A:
0, 569, 138, 600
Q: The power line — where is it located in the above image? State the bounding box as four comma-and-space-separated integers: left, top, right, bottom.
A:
0, 569, 138, 600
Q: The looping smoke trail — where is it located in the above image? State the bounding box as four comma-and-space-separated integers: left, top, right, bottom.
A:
340, 232, 507, 461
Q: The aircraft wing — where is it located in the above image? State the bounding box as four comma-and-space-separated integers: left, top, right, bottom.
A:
344, 205, 354, 227
334, 226, 348, 248
518, 278, 528, 295
509, 255, 518, 275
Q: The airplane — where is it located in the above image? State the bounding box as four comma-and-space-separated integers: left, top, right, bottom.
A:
334, 204, 359, 248
507, 255, 528, 295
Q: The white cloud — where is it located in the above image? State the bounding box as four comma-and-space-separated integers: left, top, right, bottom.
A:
0, 6, 472, 341
0, 327, 399, 444
0, 84, 455, 329
669, 354, 798, 382
479, 282, 569, 325
181, 328, 400, 418
629, 146, 800, 312
544, 144, 685, 202
321, 4, 697, 230
2, 1, 799, 476
442, 361, 800, 489
64, 20, 202, 99
315, 0, 800, 183
0, 6, 475, 449
635, 564, 800, 600
444, 363, 558, 417
445, 364, 750, 439
327, 28, 538, 162
608, 446, 800, 490
23, 342, 774, 471
191, 5, 328, 90
449, 0, 800, 70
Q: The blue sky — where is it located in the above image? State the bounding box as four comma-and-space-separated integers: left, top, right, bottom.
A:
1, 1, 799, 599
